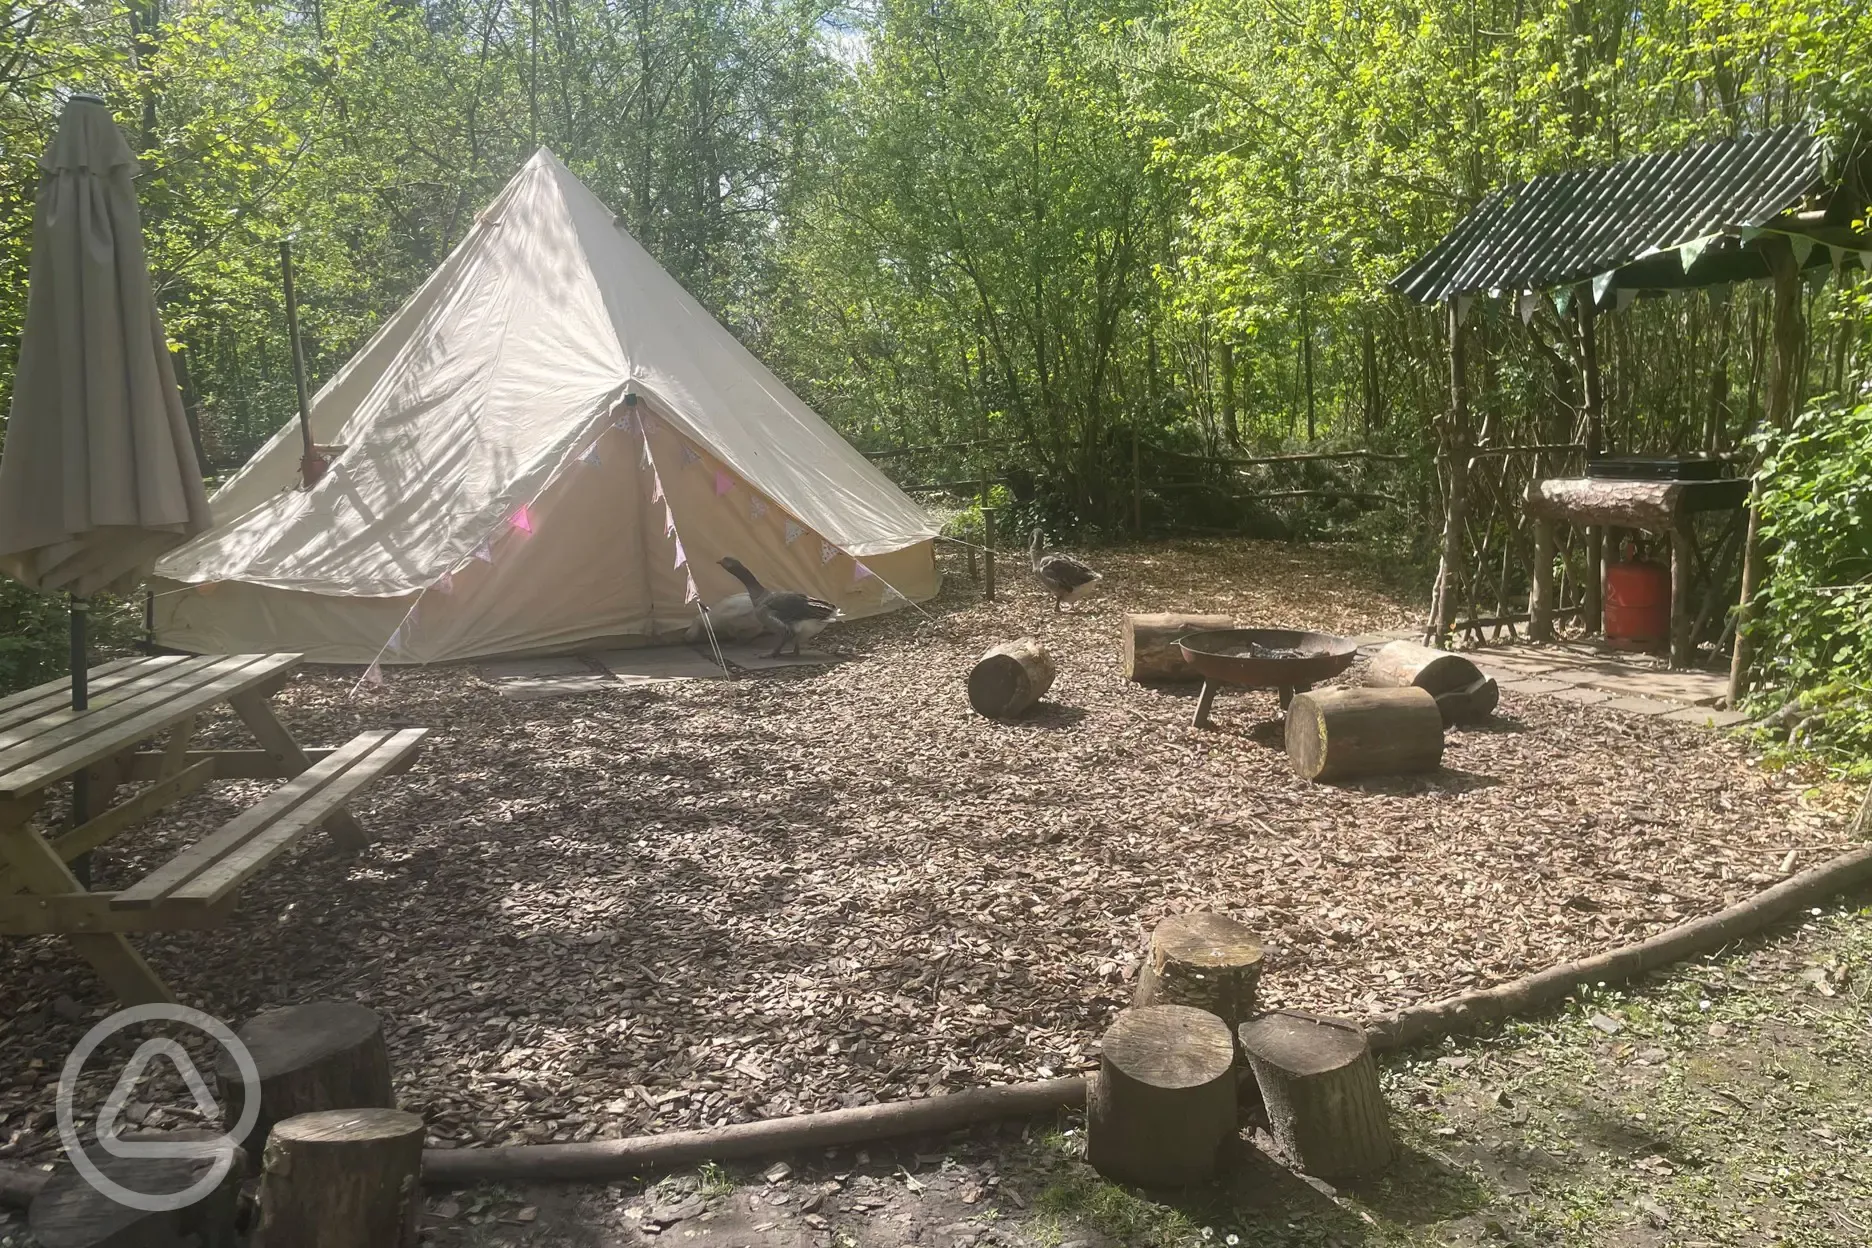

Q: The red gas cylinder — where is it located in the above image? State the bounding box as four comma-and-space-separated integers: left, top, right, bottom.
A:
1604, 549, 1669, 649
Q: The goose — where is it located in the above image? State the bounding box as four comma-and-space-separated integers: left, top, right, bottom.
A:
717, 557, 842, 656
1029, 529, 1102, 612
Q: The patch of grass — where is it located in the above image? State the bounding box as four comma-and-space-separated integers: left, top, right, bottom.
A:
1033, 1166, 1204, 1247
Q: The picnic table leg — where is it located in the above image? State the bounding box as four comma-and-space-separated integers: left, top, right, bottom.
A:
229, 691, 371, 851
68, 758, 124, 891
0, 806, 174, 1006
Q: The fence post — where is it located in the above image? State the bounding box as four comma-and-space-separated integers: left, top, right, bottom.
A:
983, 507, 997, 602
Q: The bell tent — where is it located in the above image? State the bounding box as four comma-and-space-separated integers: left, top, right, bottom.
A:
152, 149, 939, 664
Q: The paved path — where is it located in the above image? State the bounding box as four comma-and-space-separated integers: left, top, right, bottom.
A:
1350, 631, 1746, 729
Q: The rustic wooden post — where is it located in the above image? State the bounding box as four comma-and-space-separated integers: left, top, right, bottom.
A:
1239, 1011, 1392, 1178
1085, 1006, 1236, 1187
1577, 298, 1607, 636
255, 1109, 425, 1248
1428, 298, 1471, 645
1670, 518, 1692, 668
982, 507, 997, 601
1730, 241, 1804, 705
1529, 516, 1556, 642
218, 1003, 394, 1154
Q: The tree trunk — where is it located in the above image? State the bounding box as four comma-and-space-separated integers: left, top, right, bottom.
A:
29, 1134, 244, 1248
218, 1003, 393, 1154
966, 638, 1055, 718
1430, 301, 1471, 643
1363, 641, 1498, 725
1122, 613, 1233, 682
255, 1110, 424, 1248
1085, 1006, 1235, 1188
1239, 1010, 1392, 1178
1133, 913, 1265, 1042
1285, 687, 1444, 782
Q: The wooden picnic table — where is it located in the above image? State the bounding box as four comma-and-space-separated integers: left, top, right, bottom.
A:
0, 653, 426, 1005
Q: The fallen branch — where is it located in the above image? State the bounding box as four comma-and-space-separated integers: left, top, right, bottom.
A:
0, 1164, 47, 1208
1364, 842, 1872, 1052
422, 1076, 1085, 1184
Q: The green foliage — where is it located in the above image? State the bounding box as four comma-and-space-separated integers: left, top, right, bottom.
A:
0, 585, 146, 697
1746, 399, 1872, 775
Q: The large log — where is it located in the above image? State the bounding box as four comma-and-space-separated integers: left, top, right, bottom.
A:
217, 1002, 394, 1154
1133, 913, 1265, 1040
1239, 1011, 1392, 1178
28, 1134, 244, 1248
0, 1164, 48, 1208
1122, 613, 1233, 682
966, 638, 1055, 718
424, 1077, 1085, 1182
1286, 687, 1444, 782
1363, 640, 1498, 725
254, 1109, 424, 1248
1085, 1005, 1236, 1188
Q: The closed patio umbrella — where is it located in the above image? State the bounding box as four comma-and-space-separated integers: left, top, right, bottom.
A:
0, 93, 211, 708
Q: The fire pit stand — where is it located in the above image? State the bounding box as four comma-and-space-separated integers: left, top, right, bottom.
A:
1176, 629, 1361, 729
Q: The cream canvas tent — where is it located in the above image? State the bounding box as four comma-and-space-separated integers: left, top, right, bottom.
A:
152, 149, 940, 664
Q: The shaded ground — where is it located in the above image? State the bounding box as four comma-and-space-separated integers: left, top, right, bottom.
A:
0, 539, 1856, 1176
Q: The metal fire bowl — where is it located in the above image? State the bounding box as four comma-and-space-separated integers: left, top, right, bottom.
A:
1177, 628, 1359, 727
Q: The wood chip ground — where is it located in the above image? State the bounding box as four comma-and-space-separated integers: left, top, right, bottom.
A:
0, 540, 1852, 1164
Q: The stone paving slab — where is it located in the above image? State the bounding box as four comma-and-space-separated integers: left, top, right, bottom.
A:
1600, 695, 1680, 716
1663, 706, 1750, 728
1547, 687, 1613, 706
592, 647, 728, 681
1499, 678, 1572, 694
1576, 670, 1727, 706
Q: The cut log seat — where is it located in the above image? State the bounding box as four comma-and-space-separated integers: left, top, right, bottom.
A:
110, 729, 428, 915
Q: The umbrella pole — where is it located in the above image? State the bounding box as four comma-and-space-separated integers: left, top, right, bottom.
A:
69, 595, 92, 888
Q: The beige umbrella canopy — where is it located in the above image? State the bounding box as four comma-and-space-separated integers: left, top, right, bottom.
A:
0, 94, 210, 606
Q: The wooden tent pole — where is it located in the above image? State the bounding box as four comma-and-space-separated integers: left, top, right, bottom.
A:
1729, 242, 1804, 706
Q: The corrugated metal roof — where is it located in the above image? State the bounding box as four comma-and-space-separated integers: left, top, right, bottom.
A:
1391, 125, 1835, 303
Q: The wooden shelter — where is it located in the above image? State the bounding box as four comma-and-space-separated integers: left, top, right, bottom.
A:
1392, 124, 1872, 693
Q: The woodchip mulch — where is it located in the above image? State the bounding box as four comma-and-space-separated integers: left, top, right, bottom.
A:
0, 539, 1851, 1162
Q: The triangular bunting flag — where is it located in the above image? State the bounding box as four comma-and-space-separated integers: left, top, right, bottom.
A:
651, 474, 664, 502
1827, 243, 1846, 273
1616, 287, 1638, 312
1861, 251, 1872, 272
474, 540, 494, 563
684, 571, 700, 604
854, 561, 874, 582
714, 468, 733, 496
1789, 234, 1814, 267
820, 539, 836, 565
580, 444, 601, 466
1551, 286, 1574, 318
511, 505, 533, 534
681, 443, 701, 466
1740, 225, 1763, 243
1516, 291, 1539, 325
750, 495, 767, 521
1454, 293, 1474, 325
363, 661, 384, 687
664, 505, 676, 538
197, 580, 219, 597
1707, 283, 1731, 307
784, 520, 803, 545
387, 623, 407, 654
641, 438, 653, 469
612, 410, 636, 432
880, 581, 906, 602
1592, 271, 1617, 304
434, 570, 454, 595
673, 536, 687, 568
1679, 236, 1711, 273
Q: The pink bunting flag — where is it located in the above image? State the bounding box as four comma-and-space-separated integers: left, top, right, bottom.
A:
580, 444, 601, 466
684, 571, 700, 604
664, 505, 676, 538
681, 444, 701, 467
511, 505, 533, 534
820, 539, 836, 565
363, 661, 385, 687
714, 468, 732, 496
434, 571, 454, 595
853, 561, 874, 582
673, 536, 687, 568
473, 540, 494, 563
750, 495, 767, 521
651, 474, 664, 502
784, 520, 803, 546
